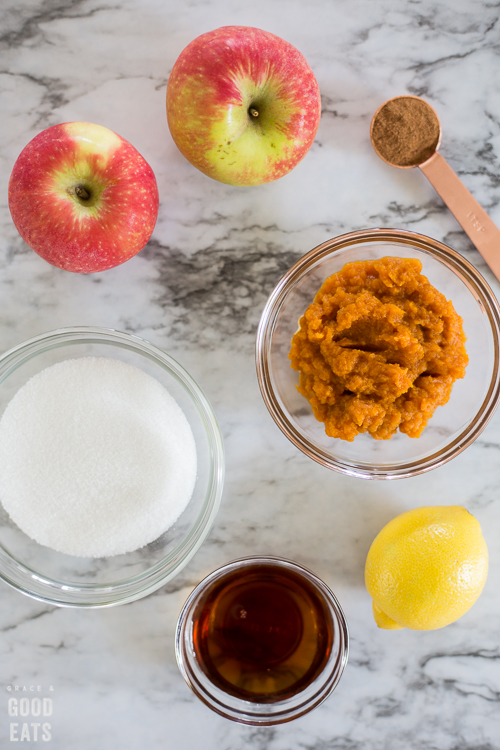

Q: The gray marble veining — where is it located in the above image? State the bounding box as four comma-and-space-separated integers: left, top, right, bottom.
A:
1, 0, 500, 748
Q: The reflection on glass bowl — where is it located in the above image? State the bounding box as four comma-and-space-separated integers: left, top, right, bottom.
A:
256, 228, 500, 480
0, 327, 224, 607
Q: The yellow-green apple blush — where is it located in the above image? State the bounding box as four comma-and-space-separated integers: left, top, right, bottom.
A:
8, 122, 159, 273
166, 26, 321, 187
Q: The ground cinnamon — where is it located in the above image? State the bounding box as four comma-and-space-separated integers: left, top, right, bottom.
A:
371, 96, 440, 167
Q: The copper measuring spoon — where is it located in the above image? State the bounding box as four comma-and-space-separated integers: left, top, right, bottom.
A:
370, 95, 500, 282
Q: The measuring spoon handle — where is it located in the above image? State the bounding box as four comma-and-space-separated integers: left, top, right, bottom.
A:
419, 151, 500, 282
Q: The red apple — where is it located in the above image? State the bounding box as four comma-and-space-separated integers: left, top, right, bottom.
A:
166, 26, 321, 186
8, 122, 159, 273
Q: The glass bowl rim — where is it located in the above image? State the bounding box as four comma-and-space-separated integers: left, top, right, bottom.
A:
255, 227, 500, 480
0, 326, 225, 607
175, 554, 349, 725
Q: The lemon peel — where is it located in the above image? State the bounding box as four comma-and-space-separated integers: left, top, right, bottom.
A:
365, 506, 488, 631
372, 601, 403, 630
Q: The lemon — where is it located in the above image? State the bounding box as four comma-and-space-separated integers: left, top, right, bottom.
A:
365, 506, 488, 630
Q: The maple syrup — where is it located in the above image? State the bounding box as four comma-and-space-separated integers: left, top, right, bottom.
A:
191, 562, 334, 702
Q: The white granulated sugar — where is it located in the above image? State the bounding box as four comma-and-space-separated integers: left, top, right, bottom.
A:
0, 357, 197, 557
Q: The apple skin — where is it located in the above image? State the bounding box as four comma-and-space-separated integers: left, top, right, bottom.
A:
8, 122, 159, 273
166, 26, 321, 187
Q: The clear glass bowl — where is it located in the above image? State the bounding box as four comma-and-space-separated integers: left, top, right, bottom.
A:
0, 327, 224, 607
175, 556, 349, 725
256, 228, 500, 479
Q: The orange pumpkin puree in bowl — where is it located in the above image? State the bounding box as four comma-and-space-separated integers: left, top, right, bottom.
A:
289, 257, 468, 441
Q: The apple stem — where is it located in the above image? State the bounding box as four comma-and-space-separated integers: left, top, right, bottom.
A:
73, 185, 90, 200
249, 107, 259, 118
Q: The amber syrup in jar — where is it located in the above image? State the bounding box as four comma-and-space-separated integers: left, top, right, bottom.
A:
191, 563, 334, 703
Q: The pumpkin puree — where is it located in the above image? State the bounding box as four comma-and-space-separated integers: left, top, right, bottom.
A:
289, 257, 468, 441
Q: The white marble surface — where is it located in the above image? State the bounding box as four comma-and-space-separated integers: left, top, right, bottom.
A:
1, 0, 500, 747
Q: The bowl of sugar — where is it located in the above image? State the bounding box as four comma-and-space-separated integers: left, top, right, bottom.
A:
0, 327, 224, 607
